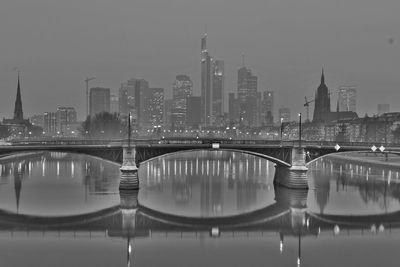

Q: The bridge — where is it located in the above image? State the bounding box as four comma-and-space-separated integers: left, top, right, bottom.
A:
1, 138, 400, 189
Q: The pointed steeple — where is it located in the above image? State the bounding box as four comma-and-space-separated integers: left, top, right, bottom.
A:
13, 72, 24, 121
321, 68, 325, 85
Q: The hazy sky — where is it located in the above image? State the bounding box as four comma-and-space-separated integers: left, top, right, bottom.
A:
1, 0, 399, 120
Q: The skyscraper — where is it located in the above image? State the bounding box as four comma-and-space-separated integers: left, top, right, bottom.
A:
338, 86, 357, 112
237, 65, 258, 126
172, 75, 193, 128
89, 87, 110, 116
186, 96, 202, 128
313, 69, 331, 123
212, 60, 224, 125
201, 33, 213, 126
147, 88, 164, 126
262, 91, 274, 125
228, 93, 240, 123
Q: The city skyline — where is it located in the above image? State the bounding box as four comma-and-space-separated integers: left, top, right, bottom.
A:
0, 0, 399, 120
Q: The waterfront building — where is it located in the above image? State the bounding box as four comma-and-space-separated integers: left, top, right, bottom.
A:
56, 107, 77, 135
338, 86, 357, 112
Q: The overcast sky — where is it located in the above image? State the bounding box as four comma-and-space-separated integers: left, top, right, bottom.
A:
0, 0, 399, 120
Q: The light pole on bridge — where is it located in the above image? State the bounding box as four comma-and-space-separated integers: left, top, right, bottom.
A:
298, 113, 302, 148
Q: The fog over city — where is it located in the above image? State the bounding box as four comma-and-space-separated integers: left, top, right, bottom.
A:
0, 0, 399, 120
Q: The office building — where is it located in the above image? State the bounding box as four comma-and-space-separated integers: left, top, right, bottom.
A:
172, 75, 193, 128
262, 91, 274, 125
187, 96, 202, 128
212, 60, 224, 125
147, 88, 164, 126
56, 107, 77, 135
228, 93, 240, 123
89, 87, 110, 116
110, 94, 119, 114
237, 65, 258, 126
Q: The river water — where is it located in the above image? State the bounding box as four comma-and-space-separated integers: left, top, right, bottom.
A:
0, 150, 399, 267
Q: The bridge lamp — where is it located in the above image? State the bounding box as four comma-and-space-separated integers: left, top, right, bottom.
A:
42, 131, 46, 135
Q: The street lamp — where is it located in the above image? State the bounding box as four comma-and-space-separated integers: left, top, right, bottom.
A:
280, 118, 284, 145
298, 113, 302, 148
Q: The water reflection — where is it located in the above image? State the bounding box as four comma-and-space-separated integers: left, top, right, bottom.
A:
2, 152, 400, 266
0, 152, 120, 216
138, 150, 275, 218
308, 156, 400, 215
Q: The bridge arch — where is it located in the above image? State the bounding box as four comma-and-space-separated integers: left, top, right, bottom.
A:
138, 148, 291, 168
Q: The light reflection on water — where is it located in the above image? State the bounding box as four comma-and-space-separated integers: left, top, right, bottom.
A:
1, 151, 400, 267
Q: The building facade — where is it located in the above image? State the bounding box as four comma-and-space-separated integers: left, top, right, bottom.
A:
89, 87, 110, 117
172, 75, 193, 129
338, 86, 357, 112
237, 66, 258, 126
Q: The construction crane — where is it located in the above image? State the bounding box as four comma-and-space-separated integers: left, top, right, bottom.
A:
85, 77, 96, 118
304, 96, 314, 122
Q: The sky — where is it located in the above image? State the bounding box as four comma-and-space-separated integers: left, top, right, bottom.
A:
0, 0, 399, 121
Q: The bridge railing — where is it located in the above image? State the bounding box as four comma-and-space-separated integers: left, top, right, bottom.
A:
7, 138, 400, 148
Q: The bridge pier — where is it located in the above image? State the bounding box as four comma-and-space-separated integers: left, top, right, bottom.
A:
274, 148, 308, 189
119, 146, 139, 190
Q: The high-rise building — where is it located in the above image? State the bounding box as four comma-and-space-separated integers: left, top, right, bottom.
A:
313, 69, 331, 123
118, 79, 149, 125
237, 65, 258, 126
279, 107, 291, 123
262, 91, 274, 125
338, 86, 357, 112
378, 104, 390, 115
43, 112, 57, 134
30, 114, 44, 128
228, 93, 240, 123
89, 87, 110, 116
201, 34, 213, 126
110, 94, 119, 114
172, 75, 193, 129
147, 88, 164, 126
212, 60, 224, 125
56, 107, 77, 135
187, 96, 202, 128
164, 99, 173, 128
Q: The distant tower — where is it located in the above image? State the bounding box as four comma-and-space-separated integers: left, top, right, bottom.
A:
313, 69, 331, 122
14, 73, 24, 121
201, 33, 213, 126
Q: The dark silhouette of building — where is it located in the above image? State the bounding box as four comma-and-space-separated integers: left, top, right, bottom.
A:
3, 73, 31, 129
313, 69, 331, 123
186, 96, 201, 128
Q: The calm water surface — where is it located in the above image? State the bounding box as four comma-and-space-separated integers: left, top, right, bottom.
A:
0, 150, 400, 267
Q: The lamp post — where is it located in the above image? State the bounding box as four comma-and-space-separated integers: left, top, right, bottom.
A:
298, 113, 302, 148
280, 118, 284, 146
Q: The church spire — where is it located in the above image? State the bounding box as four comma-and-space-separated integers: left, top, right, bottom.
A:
321, 68, 325, 85
13, 72, 24, 121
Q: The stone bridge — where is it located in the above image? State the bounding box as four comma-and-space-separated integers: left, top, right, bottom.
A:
1, 138, 400, 189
